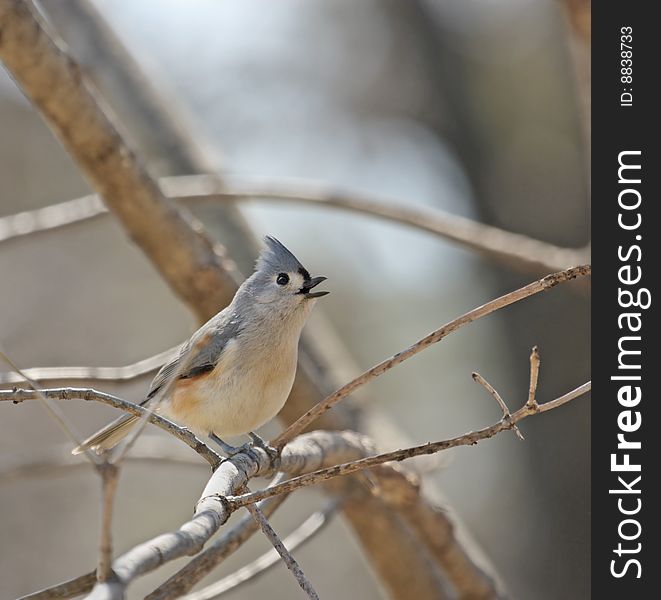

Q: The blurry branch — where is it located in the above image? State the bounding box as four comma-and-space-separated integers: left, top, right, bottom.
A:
559, 0, 591, 168
201, 176, 589, 273
243, 498, 320, 600
226, 382, 591, 511
1, 387, 222, 468
0, 175, 589, 274
0, 439, 207, 484
40, 0, 259, 275
181, 502, 338, 600
0, 345, 179, 386
0, 0, 239, 322
273, 265, 590, 449
0, 345, 181, 385
18, 573, 97, 600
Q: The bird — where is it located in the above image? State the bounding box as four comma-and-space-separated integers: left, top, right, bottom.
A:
72, 236, 328, 457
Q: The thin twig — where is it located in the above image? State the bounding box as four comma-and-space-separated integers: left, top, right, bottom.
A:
97, 463, 119, 582
227, 381, 591, 510
471, 372, 524, 441
245, 500, 320, 599
272, 265, 590, 449
0, 350, 100, 465
183, 503, 338, 600
527, 346, 541, 409
1, 388, 222, 468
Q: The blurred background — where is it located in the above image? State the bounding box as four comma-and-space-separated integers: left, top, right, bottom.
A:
0, 1, 590, 598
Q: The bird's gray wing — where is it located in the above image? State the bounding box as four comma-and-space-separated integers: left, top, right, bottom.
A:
146, 311, 242, 400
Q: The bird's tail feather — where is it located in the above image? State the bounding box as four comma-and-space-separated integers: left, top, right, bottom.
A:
71, 414, 140, 455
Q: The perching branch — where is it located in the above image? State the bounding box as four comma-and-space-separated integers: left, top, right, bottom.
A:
273, 264, 590, 449
85, 433, 365, 598
4, 264, 588, 598
227, 382, 591, 511
13, 371, 587, 600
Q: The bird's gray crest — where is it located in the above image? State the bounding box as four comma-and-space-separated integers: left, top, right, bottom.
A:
256, 236, 307, 275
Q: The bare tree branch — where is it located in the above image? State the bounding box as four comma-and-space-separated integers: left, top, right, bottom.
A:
472, 371, 524, 441
273, 265, 591, 449
182, 502, 338, 600
0, 175, 589, 274
3, 263, 588, 598
79, 371, 586, 599
227, 382, 591, 510
0, 345, 179, 386
244, 500, 320, 600
77, 433, 380, 597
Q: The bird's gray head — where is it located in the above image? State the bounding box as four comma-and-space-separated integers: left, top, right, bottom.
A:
240, 237, 328, 316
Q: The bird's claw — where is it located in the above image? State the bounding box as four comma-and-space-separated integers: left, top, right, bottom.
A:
209, 432, 279, 464
248, 432, 279, 463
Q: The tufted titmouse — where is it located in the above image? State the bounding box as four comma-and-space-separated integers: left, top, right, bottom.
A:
72, 236, 328, 456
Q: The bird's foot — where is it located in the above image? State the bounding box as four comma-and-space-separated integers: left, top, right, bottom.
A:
209, 432, 278, 464
209, 433, 244, 457
248, 431, 279, 463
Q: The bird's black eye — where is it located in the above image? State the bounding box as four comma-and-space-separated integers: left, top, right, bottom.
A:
276, 273, 290, 286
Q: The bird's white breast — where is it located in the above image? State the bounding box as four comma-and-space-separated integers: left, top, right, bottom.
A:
164, 334, 298, 437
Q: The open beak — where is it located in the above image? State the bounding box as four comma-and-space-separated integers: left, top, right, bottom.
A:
300, 276, 329, 298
